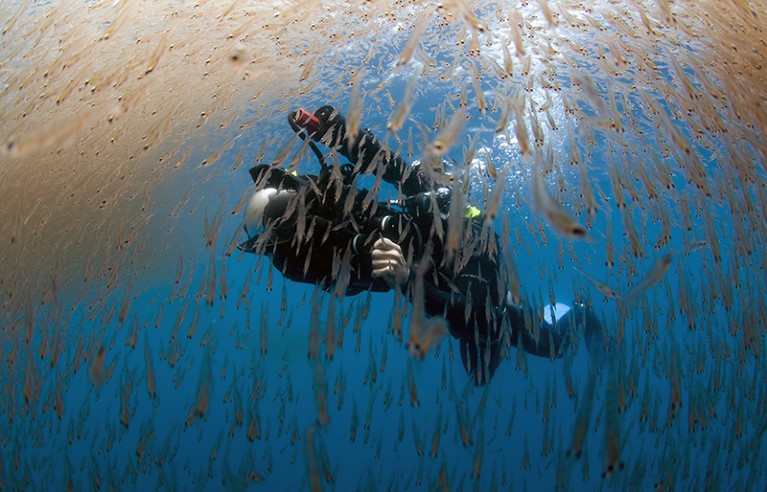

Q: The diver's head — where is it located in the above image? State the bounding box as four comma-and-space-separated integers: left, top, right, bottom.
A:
243, 187, 277, 238
243, 185, 299, 246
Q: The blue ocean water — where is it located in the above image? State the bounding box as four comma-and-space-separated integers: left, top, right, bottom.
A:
2, 1, 766, 491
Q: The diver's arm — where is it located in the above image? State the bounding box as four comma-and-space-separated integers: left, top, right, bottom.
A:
299, 105, 430, 196
269, 213, 390, 296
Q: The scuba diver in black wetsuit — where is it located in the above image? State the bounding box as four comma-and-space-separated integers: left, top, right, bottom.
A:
239, 105, 608, 386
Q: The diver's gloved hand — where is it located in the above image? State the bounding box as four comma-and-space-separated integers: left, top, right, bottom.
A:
371, 238, 409, 288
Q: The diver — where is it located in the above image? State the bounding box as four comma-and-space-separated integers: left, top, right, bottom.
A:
239, 105, 608, 385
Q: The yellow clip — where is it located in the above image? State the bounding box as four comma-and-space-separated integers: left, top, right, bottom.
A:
465, 205, 481, 219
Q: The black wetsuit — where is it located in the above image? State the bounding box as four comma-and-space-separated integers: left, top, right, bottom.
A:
242, 106, 605, 385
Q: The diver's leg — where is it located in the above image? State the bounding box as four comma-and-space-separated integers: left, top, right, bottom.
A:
555, 302, 608, 363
